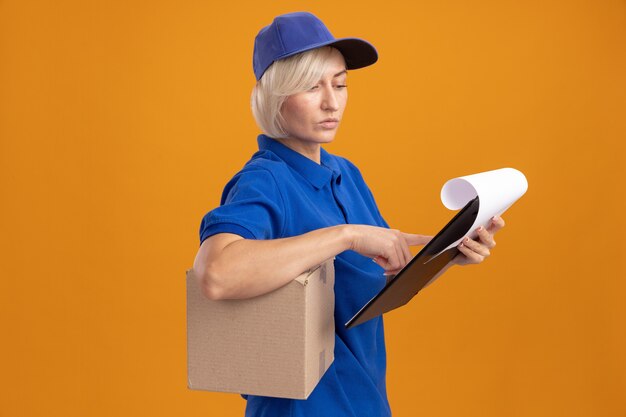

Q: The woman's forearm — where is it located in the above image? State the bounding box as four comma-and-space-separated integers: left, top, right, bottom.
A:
194, 225, 353, 300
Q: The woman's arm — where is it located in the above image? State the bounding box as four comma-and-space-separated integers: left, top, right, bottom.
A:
193, 216, 506, 301
193, 224, 431, 300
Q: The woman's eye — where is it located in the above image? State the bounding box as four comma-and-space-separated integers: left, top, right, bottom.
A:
334, 84, 347, 89
308, 85, 320, 91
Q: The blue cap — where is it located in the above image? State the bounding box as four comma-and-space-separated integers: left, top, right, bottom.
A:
253, 12, 378, 81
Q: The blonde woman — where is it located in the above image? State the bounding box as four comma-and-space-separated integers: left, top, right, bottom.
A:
193, 11, 504, 417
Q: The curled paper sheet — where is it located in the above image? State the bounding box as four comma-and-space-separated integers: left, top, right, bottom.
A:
345, 167, 528, 329
439, 167, 528, 254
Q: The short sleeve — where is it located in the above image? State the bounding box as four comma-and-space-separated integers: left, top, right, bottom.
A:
199, 168, 285, 244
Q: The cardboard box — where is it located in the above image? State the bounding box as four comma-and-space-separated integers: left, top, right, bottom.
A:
186, 258, 335, 400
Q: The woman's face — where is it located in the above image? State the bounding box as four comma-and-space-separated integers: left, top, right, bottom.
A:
280, 48, 348, 150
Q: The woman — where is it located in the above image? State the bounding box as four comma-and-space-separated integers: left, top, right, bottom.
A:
193, 11, 504, 417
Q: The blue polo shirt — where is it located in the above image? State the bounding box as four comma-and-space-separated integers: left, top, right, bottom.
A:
199, 134, 392, 417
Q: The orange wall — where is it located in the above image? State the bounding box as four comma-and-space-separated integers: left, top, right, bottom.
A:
1, 1, 624, 416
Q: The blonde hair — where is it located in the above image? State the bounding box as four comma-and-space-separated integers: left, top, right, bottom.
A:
251, 46, 338, 138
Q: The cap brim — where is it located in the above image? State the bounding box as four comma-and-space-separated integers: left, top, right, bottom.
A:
274, 37, 378, 71
329, 38, 378, 70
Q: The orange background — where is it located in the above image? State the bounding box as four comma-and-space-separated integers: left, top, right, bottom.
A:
1, 0, 625, 416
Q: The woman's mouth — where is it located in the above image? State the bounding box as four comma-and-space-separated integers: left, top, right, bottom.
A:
319, 119, 339, 129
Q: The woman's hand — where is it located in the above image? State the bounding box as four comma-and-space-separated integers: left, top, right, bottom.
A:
345, 215, 505, 276
346, 225, 432, 274
452, 216, 505, 266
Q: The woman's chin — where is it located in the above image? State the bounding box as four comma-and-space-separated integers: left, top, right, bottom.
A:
286, 129, 339, 146
315, 129, 339, 143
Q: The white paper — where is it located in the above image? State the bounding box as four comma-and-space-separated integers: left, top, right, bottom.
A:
439, 167, 528, 253
420, 167, 527, 290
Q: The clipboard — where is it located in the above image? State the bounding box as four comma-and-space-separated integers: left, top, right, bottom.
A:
345, 196, 480, 329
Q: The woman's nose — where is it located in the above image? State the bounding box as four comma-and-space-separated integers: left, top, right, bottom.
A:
321, 85, 339, 111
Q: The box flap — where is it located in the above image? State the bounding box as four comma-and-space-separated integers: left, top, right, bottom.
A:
294, 265, 320, 286
294, 257, 335, 286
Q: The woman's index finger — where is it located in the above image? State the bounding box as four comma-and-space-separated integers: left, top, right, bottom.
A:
402, 233, 433, 246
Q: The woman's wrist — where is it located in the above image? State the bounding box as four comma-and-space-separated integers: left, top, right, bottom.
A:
335, 224, 356, 252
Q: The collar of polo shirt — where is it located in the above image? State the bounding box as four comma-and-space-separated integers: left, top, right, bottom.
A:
257, 134, 342, 190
